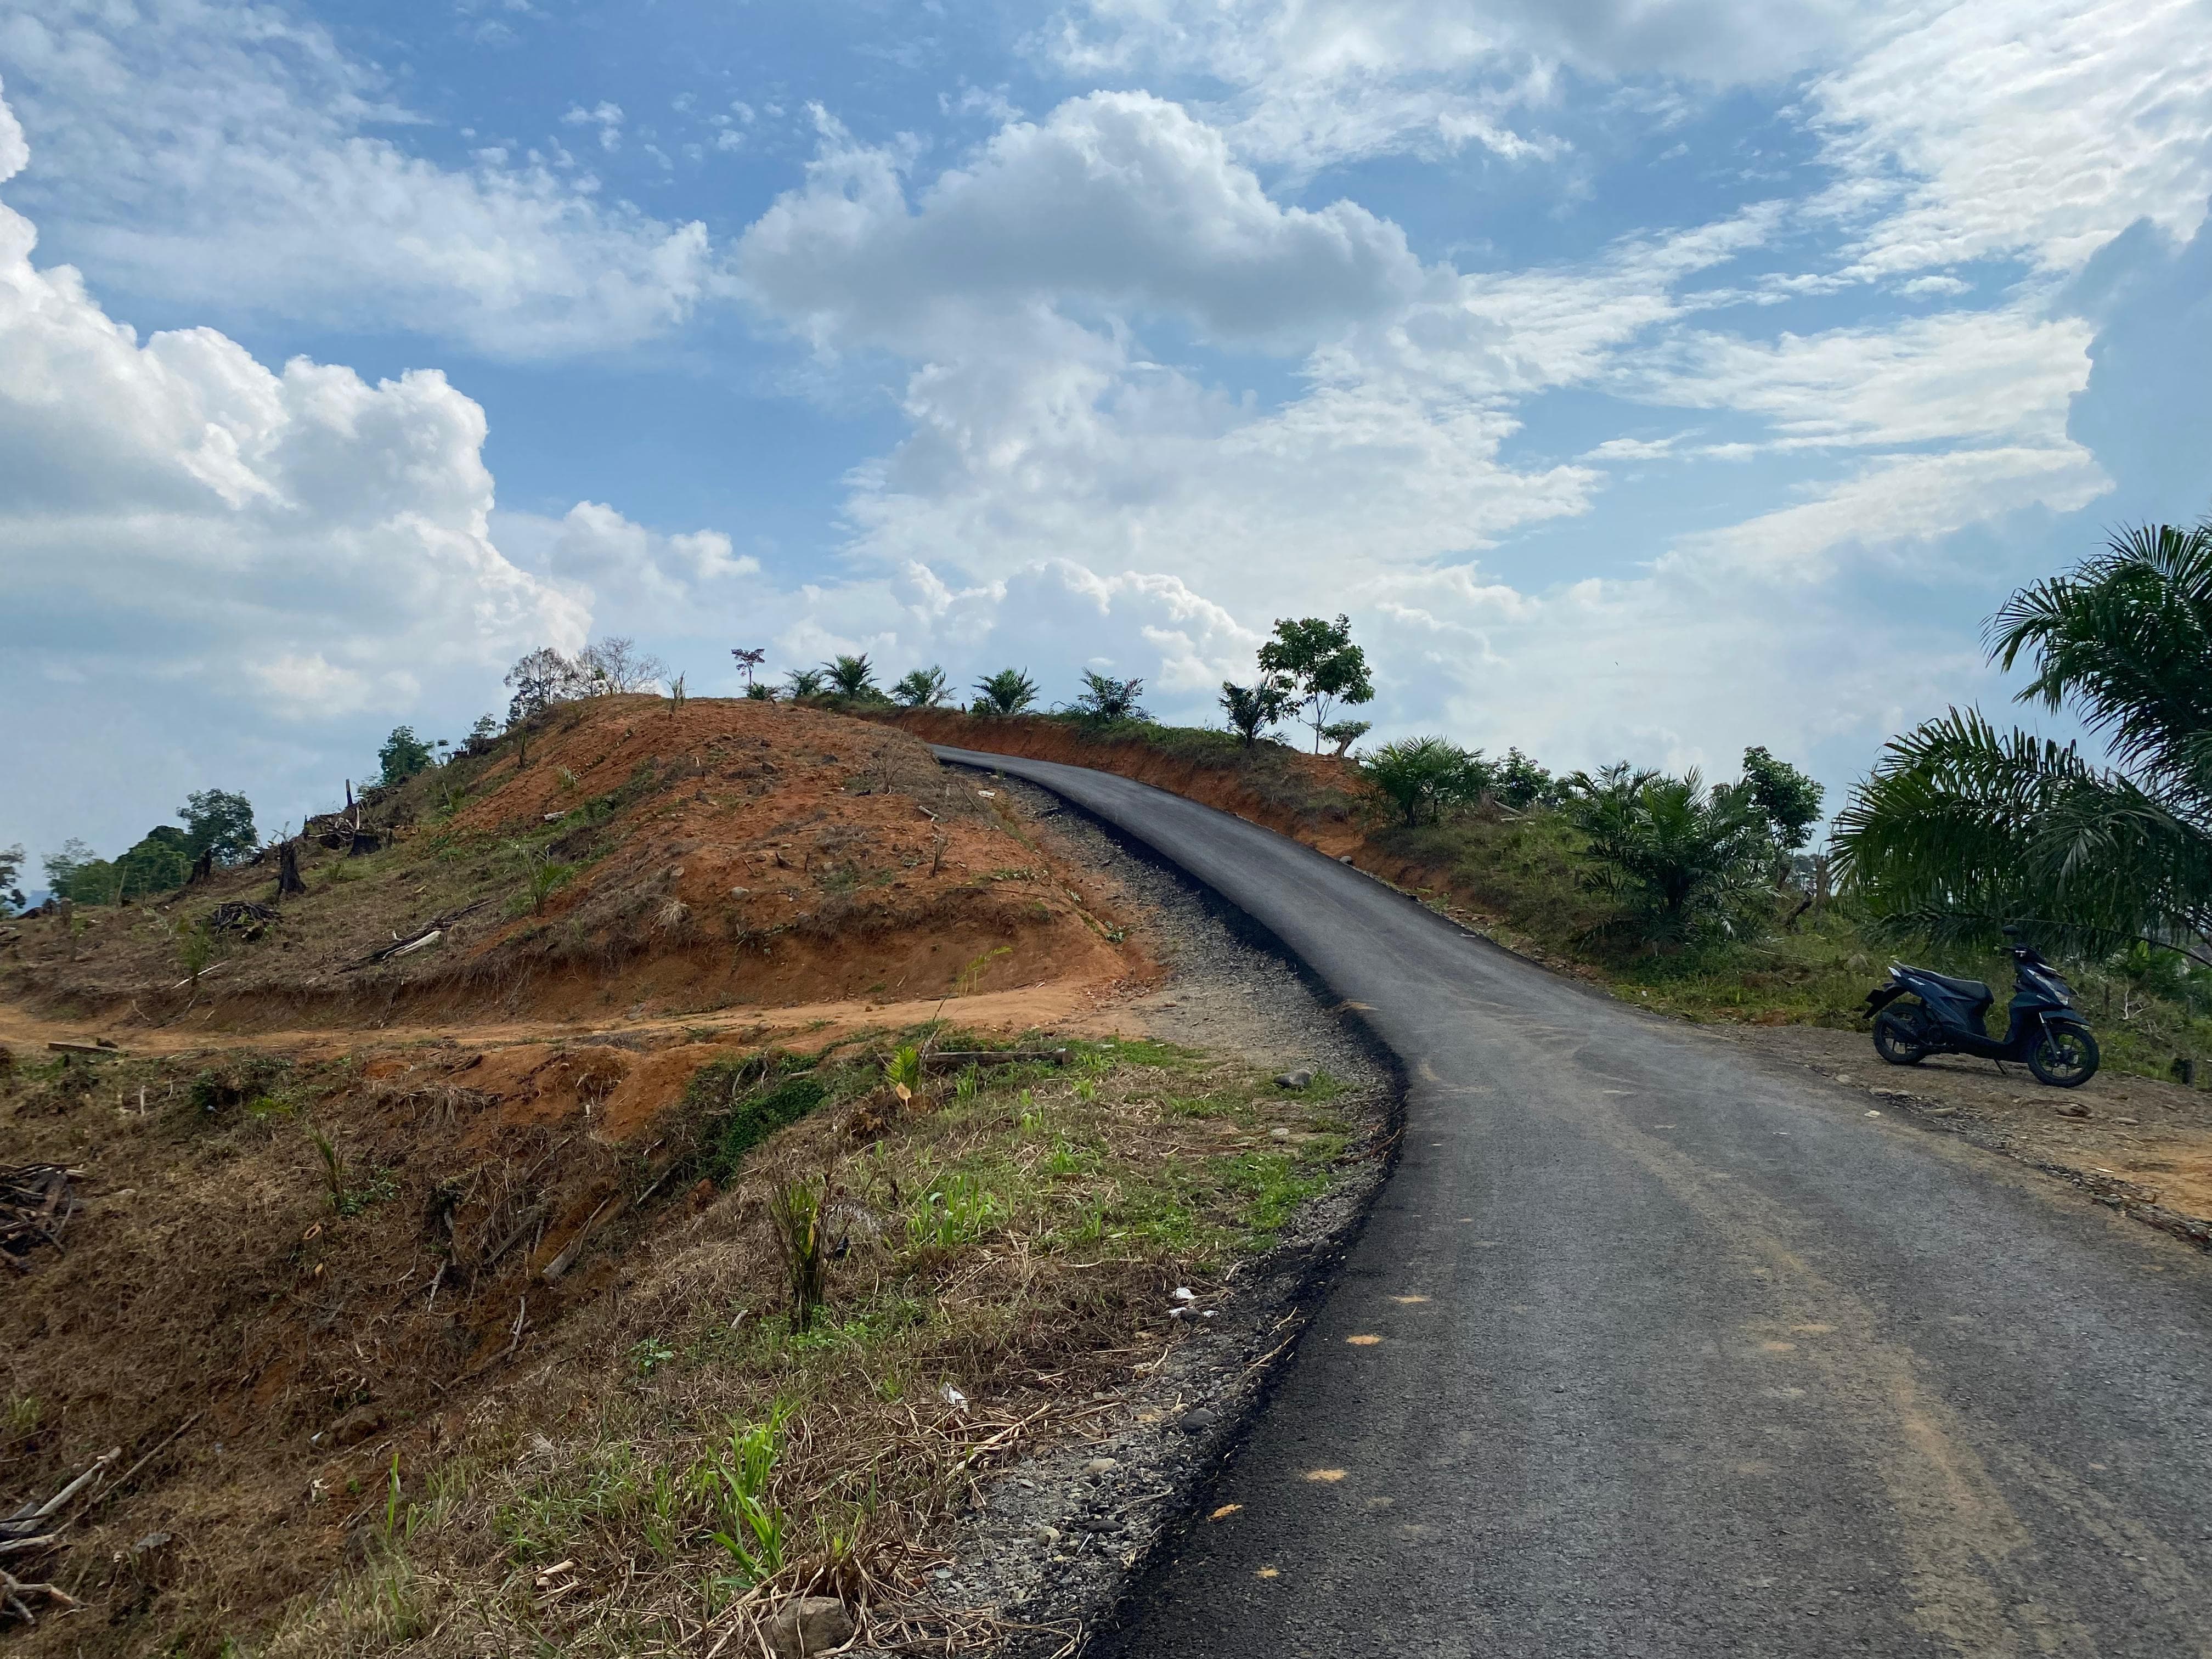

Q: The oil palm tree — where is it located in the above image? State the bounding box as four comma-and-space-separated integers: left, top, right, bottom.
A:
1834, 519, 2212, 964
971, 668, 1039, 716
1564, 764, 1774, 943
891, 665, 950, 707
822, 653, 884, 700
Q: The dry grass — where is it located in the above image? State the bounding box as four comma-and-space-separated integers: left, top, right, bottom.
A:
1, 1032, 1372, 1657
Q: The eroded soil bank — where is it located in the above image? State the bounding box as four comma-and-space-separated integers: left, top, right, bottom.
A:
0, 751, 1395, 1659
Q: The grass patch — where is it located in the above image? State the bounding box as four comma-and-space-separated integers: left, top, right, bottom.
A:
253, 1031, 1379, 1658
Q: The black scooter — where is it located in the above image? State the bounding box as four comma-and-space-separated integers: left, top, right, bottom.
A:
1861, 932, 2100, 1087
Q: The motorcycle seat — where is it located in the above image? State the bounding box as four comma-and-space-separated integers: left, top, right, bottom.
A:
1905, 968, 1994, 1005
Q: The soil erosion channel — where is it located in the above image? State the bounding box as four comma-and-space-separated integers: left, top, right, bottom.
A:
933, 746, 2212, 1659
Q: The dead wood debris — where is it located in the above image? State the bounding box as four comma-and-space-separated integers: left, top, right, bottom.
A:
345, 898, 496, 971
207, 900, 278, 936
2, 1165, 81, 1273
0, 1447, 116, 1626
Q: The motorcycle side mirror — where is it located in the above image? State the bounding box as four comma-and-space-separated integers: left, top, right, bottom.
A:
2001, 924, 2019, 940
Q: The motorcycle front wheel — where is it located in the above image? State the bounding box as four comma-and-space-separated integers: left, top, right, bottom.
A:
1872, 1007, 1930, 1065
2029, 1025, 2100, 1088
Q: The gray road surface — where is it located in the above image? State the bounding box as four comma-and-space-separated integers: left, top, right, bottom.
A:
932, 744, 2212, 1659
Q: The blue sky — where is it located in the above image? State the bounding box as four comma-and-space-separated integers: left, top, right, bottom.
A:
1, 0, 2209, 869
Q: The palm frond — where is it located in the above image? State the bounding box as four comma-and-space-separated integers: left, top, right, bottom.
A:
1987, 517, 2212, 810
1834, 707, 2212, 962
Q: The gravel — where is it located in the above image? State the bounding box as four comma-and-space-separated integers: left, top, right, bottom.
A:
879, 773, 1399, 1657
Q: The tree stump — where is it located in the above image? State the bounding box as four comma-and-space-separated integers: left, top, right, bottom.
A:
276, 840, 306, 898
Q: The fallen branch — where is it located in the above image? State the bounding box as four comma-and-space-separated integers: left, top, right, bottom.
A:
84, 1414, 202, 1517
0, 1447, 119, 1626
343, 898, 495, 971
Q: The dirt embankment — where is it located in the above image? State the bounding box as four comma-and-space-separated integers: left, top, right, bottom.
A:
0, 763, 1393, 1659
2, 697, 1145, 1034
870, 709, 1372, 856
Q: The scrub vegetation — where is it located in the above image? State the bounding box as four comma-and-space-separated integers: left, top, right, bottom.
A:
0, 1026, 1373, 1657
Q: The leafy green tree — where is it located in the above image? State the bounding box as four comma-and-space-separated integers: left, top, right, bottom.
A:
116, 826, 192, 899
46, 826, 197, 905
1257, 614, 1376, 752
784, 667, 828, 698
180, 789, 257, 865
43, 839, 99, 901
1739, 747, 1825, 851
972, 668, 1040, 716
1070, 670, 1149, 724
1360, 737, 1492, 827
744, 680, 776, 701
1219, 679, 1294, 748
892, 666, 951, 707
1319, 719, 1372, 757
0, 844, 24, 915
377, 726, 436, 787
1835, 520, 2212, 963
1496, 748, 1558, 809
1565, 764, 1774, 944
465, 713, 502, 754
823, 653, 885, 699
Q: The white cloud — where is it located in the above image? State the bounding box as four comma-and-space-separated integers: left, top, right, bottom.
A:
740, 94, 1424, 353
1808, 0, 2212, 278
0, 2, 715, 357
562, 100, 625, 151
738, 102, 1798, 610
492, 501, 763, 634
0, 74, 585, 864
1037, 0, 1881, 170
1664, 445, 2108, 580
1631, 304, 2096, 450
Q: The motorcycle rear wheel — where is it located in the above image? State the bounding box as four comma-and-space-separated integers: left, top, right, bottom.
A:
2029, 1025, 2100, 1088
1872, 1007, 1930, 1065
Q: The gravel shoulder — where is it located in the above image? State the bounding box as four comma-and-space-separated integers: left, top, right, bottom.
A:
911, 774, 1401, 1656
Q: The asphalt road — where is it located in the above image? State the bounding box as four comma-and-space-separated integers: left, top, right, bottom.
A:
932, 746, 2212, 1659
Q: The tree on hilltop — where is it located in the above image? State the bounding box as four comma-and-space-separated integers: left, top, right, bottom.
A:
893, 667, 951, 707
1220, 679, 1294, 748
1258, 615, 1375, 753
972, 668, 1040, 716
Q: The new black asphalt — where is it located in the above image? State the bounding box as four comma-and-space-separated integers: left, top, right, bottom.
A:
932, 745, 2212, 1659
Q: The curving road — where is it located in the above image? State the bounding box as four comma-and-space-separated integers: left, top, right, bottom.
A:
933, 745, 2212, 1659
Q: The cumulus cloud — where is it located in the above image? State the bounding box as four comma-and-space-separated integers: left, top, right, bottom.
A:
740, 93, 1423, 353
562, 100, 625, 151
0, 1, 715, 357
0, 80, 584, 850
493, 501, 763, 635
738, 101, 1798, 608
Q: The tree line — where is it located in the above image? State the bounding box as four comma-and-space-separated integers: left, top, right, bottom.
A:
14, 518, 2196, 972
